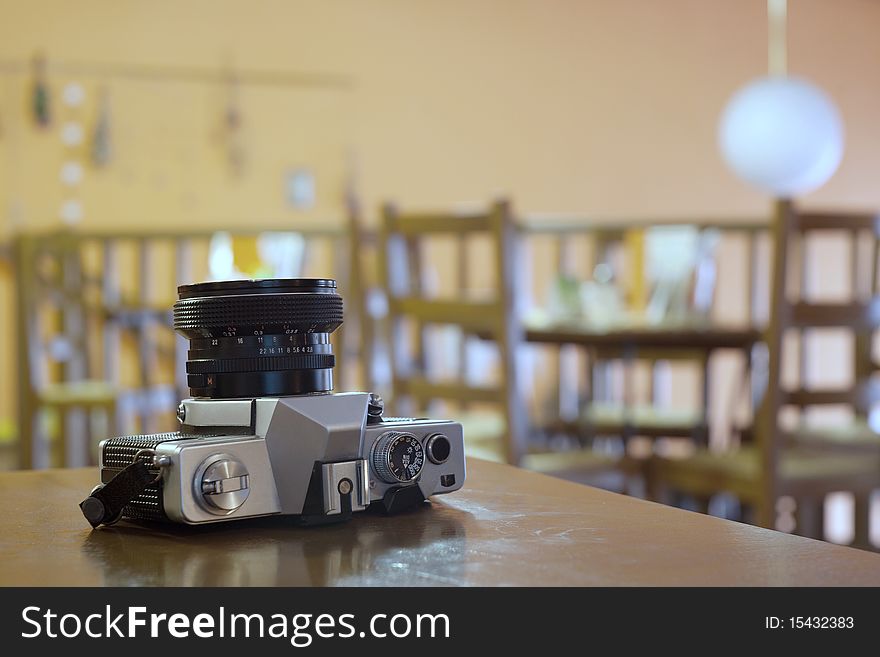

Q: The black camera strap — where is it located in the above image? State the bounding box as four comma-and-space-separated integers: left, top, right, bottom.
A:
79, 460, 155, 528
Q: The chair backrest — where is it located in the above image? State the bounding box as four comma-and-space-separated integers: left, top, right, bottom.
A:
378, 199, 527, 463
781, 210, 880, 414
755, 201, 880, 521
343, 191, 383, 392
14, 232, 93, 396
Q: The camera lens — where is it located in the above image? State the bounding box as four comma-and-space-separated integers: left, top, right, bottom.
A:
173, 278, 343, 398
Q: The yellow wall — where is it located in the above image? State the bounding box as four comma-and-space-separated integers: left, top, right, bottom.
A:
5, 0, 880, 229
2, 0, 880, 426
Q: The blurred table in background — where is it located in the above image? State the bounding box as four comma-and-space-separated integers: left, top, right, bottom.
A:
2, 458, 879, 586
516, 217, 767, 472
525, 318, 761, 351
525, 317, 761, 444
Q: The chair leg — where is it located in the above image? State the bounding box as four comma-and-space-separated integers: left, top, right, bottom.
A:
853, 493, 871, 550
664, 493, 708, 513
644, 460, 664, 504
795, 496, 824, 541
691, 495, 710, 514
18, 405, 35, 470
105, 403, 118, 460
755, 497, 775, 530
86, 406, 100, 466
51, 407, 66, 468
623, 456, 649, 499
84, 403, 111, 466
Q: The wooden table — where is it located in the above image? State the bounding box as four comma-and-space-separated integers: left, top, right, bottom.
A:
2, 459, 879, 586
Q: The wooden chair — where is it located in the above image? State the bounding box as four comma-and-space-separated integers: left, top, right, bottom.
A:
379, 199, 526, 464
649, 201, 880, 547
378, 199, 620, 479
13, 233, 117, 468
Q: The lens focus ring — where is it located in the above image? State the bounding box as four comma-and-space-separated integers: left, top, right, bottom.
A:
173, 294, 343, 335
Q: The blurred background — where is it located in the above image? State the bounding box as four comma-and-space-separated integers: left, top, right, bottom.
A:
1, 0, 879, 548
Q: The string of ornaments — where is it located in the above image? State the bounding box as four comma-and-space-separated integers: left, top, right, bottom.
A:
29, 53, 114, 226
25, 52, 246, 228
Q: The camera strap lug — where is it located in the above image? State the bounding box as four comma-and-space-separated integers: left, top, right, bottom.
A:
79, 452, 166, 528
378, 484, 427, 515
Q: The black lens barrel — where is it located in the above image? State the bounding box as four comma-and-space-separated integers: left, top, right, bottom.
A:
172, 278, 343, 399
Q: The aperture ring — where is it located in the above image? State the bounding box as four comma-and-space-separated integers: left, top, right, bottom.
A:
186, 354, 335, 374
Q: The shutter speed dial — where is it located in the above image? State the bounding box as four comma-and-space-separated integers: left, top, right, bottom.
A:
371, 432, 425, 483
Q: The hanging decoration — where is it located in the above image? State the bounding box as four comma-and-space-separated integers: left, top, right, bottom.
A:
58, 79, 86, 226
717, 0, 844, 197
31, 52, 51, 128
343, 146, 360, 215
59, 198, 84, 225
61, 121, 84, 147
91, 86, 112, 167
220, 70, 245, 177
60, 161, 84, 186
61, 82, 85, 108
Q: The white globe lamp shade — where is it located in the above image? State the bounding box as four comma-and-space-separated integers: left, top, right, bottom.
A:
718, 76, 844, 196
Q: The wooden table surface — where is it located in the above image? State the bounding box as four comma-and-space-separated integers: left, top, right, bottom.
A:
525, 320, 762, 351
2, 459, 879, 586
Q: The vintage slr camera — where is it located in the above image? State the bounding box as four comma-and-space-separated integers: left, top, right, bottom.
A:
80, 278, 465, 528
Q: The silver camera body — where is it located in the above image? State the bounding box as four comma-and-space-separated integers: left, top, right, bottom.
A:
84, 277, 465, 528
98, 392, 465, 525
